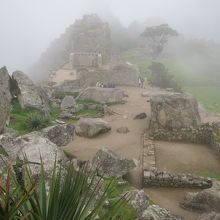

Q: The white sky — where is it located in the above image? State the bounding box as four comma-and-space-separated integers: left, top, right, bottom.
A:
0, 0, 219, 72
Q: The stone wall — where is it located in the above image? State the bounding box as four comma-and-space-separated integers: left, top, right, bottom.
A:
77, 62, 139, 87
150, 124, 212, 145
144, 168, 212, 189
70, 52, 102, 68
150, 123, 220, 158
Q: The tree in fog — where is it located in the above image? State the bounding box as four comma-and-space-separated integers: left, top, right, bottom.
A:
141, 24, 178, 58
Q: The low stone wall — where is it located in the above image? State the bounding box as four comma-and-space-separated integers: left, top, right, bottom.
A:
143, 168, 212, 189
150, 123, 220, 157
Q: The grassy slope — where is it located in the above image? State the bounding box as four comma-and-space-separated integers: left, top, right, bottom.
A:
123, 49, 220, 113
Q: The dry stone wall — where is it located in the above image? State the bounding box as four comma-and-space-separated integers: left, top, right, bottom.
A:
150, 123, 220, 158
144, 168, 212, 189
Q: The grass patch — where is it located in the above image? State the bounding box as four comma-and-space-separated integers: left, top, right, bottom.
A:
184, 86, 220, 113
77, 99, 99, 105
197, 170, 220, 180
9, 99, 61, 135
9, 99, 45, 134
99, 178, 137, 220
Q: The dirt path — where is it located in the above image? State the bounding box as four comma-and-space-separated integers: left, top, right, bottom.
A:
64, 86, 149, 160
64, 86, 220, 220
155, 141, 220, 175
145, 188, 201, 220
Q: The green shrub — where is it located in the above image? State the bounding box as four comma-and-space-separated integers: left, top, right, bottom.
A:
26, 113, 49, 131
148, 62, 182, 92
0, 159, 130, 220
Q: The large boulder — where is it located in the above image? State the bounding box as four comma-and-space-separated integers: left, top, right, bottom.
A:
61, 96, 76, 111
129, 190, 150, 216
150, 93, 201, 131
182, 181, 220, 213
75, 118, 111, 138
41, 124, 75, 146
0, 132, 67, 175
77, 87, 124, 104
12, 71, 50, 116
92, 148, 136, 177
199, 212, 220, 220
142, 205, 183, 220
0, 67, 12, 133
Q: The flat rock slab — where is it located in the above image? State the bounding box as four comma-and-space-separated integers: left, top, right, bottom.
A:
150, 93, 201, 131
75, 117, 111, 138
77, 87, 124, 104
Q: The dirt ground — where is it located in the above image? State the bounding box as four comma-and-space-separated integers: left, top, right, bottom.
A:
63, 86, 220, 220
155, 141, 220, 175
64, 86, 150, 161
145, 187, 201, 220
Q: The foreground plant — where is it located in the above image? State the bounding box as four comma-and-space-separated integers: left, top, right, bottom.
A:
0, 158, 129, 220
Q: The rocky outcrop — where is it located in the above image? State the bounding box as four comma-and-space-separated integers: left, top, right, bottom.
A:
41, 124, 75, 146
142, 205, 183, 220
12, 71, 50, 116
129, 190, 149, 216
61, 96, 76, 111
75, 118, 111, 138
77, 87, 124, 104
150, 93, 201, 131
60, 96, 77, 118
92, 148, 136, 177
182, 181, 220, 213
0, 132, 67, 175
199, 212, 220, 220
0, 67, 12, 133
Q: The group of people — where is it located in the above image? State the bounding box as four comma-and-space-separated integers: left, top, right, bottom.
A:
138, 76, 148, 89
96, 82, 116, 88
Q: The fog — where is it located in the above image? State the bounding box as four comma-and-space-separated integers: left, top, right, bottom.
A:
0, 0, 220, 73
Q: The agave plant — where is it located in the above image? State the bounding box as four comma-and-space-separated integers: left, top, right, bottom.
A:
0, 157, 129, 220
26, 113, 49, 131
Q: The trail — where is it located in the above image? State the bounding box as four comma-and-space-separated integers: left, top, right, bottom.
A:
63, 86, 220, 220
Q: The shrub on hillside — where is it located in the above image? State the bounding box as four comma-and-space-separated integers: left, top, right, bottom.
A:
148, 62, 182, 92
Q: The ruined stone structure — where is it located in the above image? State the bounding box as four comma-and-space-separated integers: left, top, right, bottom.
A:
143, 168, 212, 189
70, 14, 111, 64
69, 52, 102, 68
31, 14, 111, 81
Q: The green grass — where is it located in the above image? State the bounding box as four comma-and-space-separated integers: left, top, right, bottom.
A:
99, 178, 137, 220
9, 99, 61, 134
77, 99, 99, 105
122, 49, 220, 114
197, 170, 220, 180
184, 86, 220, 113
9, 99, 44, 134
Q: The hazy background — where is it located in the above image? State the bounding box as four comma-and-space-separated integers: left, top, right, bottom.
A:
0, 0, 219, 73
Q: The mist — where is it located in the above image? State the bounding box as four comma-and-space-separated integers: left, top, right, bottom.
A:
0, 0, 220, 73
